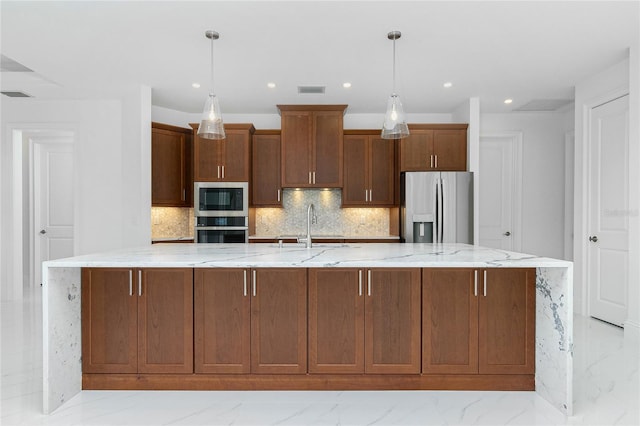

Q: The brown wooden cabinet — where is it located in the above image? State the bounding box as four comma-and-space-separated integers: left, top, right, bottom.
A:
278, 105, 347, 188
191, 123, 255, 182
251, 268, 308, 374
400, 124, 468, 172
152, 123, 192, 207
195, 268, 307, 375
366, 268, 422, 374
308, 268, 421, 375
422, 268, 535, 375
343, 131, 396, 206
194, 269, 251, 374
82, 267, 193, 375
251, 130, 282, 206
308, 268, 364, 374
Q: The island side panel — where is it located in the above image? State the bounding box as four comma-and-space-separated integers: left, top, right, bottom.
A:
535, 266, 573, 416
43, 266, 82, 414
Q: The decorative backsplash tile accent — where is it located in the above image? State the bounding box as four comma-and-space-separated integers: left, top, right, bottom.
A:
151, 207, 194, 239
255, 189, 390, 237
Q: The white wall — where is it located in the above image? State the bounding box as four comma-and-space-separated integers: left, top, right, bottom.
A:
151, 105, 453, 130
627, 45, 640, 340
574, 58, 630, 319
453, 98, 480, 244
0, 88, 152, 300
480, 112, 568, 259
573, 52, 640, 338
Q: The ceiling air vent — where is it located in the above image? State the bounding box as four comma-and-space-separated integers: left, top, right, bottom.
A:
298, 85, 326, 94
513, 99, 573, 112
1, 91, 32, 98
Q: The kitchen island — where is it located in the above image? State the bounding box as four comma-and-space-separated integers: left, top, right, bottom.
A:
42, 243, 572, 415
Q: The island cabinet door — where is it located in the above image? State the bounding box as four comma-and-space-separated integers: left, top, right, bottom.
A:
365, 268, 421, 374
478, 268, 536, 375
308, 268, 365, 374
250, 268, 308, 374
137, 268, 194, 374
82, 268, 138, 374
194, 269, 251, 374
422, 268, 479, 374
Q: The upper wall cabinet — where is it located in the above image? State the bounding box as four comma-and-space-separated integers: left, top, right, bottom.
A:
190, 123, 255, 182
251, 130, 282, 206
278, 105, 347, 188
151, 123, 193, 207
343, 130, 397, 207
399, 124, 468, 172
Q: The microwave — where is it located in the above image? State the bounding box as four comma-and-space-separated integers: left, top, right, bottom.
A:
194, 182, 248, 217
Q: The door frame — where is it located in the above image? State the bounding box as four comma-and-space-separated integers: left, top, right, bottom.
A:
31, 136, 75, 293
564, 130, 575, 261
6, 125, 77, 300
583, 90, 630, 321
478, 132, 523, 253
577, 88, 629, 317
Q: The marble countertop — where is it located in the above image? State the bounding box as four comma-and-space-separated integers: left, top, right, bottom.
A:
44, 243, 571, 269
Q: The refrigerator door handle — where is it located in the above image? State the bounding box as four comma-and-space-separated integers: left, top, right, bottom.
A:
433, 177, 440, 242
440, 178, 446, 243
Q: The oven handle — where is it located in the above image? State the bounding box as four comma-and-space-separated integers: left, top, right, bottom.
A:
195, 226, 249, 231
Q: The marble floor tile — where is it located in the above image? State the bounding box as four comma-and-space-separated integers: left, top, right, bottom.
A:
1, 294, 638, 426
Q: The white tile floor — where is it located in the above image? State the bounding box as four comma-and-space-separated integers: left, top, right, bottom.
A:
1, 291, 638, 426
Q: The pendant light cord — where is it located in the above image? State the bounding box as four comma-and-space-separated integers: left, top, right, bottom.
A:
392, 37, 396, 95
210, 35, 215, 96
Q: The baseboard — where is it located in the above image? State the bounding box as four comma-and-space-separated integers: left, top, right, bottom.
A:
83, 373, 535, 392
624, 320, 640, 342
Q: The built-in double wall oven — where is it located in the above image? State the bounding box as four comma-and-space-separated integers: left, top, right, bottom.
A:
194, 182, 248, 243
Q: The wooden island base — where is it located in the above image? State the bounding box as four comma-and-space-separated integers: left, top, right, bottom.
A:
83, 374, 534, 391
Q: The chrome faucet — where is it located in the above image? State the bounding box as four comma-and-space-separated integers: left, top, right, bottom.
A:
302, 203, 317, 248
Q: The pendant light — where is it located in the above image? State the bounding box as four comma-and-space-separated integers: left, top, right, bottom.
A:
381, 31, 409, 139
197, 30, 225, 140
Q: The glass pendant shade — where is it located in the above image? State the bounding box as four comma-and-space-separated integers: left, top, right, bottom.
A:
381, 93, 409, 139
197, 93, 225, 140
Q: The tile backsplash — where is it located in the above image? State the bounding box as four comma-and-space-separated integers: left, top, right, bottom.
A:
151, 190, 393, 240
254, 189, 391, 237
151, 207, 194, 239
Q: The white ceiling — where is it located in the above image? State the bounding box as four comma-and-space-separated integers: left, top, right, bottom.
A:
1, 1, 638, 115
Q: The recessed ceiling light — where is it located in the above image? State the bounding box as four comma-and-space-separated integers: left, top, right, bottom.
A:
504, 98, 513, 104
267, 82, 276, 89
343, 82, 352, 88
192, 83, 200, 88
443, 82, 453, 88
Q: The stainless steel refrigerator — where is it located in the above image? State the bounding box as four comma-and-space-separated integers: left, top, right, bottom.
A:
400, 172, 473, 243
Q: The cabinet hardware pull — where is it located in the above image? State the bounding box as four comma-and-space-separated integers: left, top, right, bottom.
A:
129, 270, 133, 296
252, 270, 257, 296
277, 189, 281, 202
367, 270, 372, 296
430, 155, 434, 168
138, 270, 142, 296
365, 190, 368, 202
474, 270, 478, 297
309, 171, 312, 184
369, 189, 372, 202
221, 165, 225, 179
435, 155, 438, 168
483, 270, 487, 297
182, 189, 186, 201
313, 171, 316, 184
217, 165, 221, 179
359, 270, 363, 296
243, 270, 247, 296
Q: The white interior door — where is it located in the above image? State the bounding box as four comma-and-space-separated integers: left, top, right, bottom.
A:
33, 140, 74, 288
588, 95, 629, 327
479, 134, 522, 251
